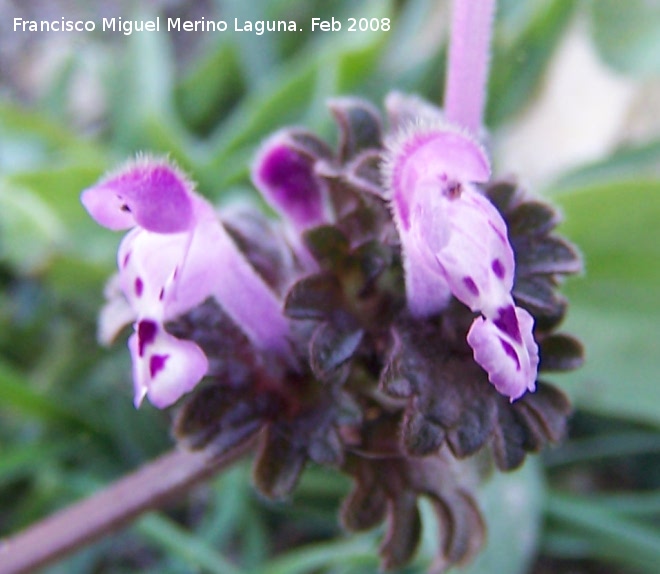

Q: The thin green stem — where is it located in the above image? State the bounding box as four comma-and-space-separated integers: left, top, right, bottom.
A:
543, 431, 660, 468
0, 360, 108, 437
544, 491, 660, 573
593, 491, 660, 516
249, 534, 377, 574
137, 513, 241, 574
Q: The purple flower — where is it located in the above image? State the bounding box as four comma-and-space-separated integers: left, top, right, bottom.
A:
385, 126, 538, 400
252, 130, 329, 232
381, 0, 538, 400
81, 157, 293, 407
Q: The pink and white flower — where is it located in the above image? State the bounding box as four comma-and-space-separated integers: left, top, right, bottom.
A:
82, 157, 292, 407
385, 126, 538, 400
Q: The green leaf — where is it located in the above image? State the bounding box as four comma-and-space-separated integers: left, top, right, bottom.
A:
249, 534, 376, 574
6, 165, 119, 283
589, 0, 660, 76
8, 165, 106, 228
221, 0, 277, 88
206, 56, 319, 164
544, 491, 660, 573
552, 180, 660, 426
137, 513, 242, 574
0, 102, 103, 171
0, 180, 66, 273
0, 443, 71, 488
551, 139, 660, 193
0, 359, 107, 436
202, 1, 393, 195
544, 431, 660, 467
198, 465, 252, 547
334, 0, 392, 94
579, 491, 660, 517
38, 54, 77, 120
175, 42, 245, 135
107, 8, 178, 151
487, 0, 575, 126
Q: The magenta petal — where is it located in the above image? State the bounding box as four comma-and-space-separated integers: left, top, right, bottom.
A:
252, 132, 327, 231
117, 227, 189, 314
386, 125, 540, 400
434, 187, 515, 314
129, 327, 208, 408
185, 214, 293, 356
389, 128, 490, 218
386, 127, 491, 316
81, 157, 195, 233
400, 228, 452, 317
117, 198, 293, 359
87, 157, 297, 409
388, 127, 489, 234
98, 276, 135, 344
467, 306, 538, 401
81, 186, 136, 230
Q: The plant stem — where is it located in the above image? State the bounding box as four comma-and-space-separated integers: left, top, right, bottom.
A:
444, 0, 497, 133
0, 438, 257, 574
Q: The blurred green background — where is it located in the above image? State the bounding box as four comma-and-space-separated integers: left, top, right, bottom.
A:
1, 0, 659, 572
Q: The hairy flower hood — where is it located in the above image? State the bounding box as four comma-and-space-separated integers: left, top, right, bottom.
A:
81, 157, 293, 407
384, 123, 538, 400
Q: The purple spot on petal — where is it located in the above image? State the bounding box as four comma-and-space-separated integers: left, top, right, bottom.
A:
494, 306, 522, 343
159, 287, 165, 301
149, 354, 169, 378
122, 252, 131, 268
120, 204, 131, 213
499, 338, 521, 370
463, 276, 479, 296
137, 320, 158, 357
135, 277, 144, 297
442, 179, 462, 200
491, 258, 505, 279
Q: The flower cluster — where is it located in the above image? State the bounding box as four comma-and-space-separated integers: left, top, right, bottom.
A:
82, 93, 582, 571
80, 2, 583, 570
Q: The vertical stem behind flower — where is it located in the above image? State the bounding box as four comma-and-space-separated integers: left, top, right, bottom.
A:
444, 0, 497, 134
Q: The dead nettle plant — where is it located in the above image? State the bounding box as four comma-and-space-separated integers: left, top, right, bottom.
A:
1, 0, 583, 572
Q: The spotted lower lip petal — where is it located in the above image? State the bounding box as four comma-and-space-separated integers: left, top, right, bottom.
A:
129, 328, 208, 409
